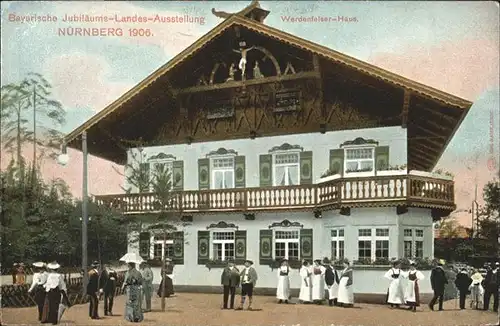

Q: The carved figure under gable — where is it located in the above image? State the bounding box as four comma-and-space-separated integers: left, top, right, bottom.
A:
206, 148, 238, 157
269, 143, 303, 153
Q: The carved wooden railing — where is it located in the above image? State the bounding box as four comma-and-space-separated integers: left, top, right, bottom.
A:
1, 271, 126, 308
94, 174, 455, 214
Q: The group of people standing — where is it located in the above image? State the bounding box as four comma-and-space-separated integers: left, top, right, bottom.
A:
220, 259, 259, 310
297, 258, 353, 307
27, 261, 70, 325
455, 262, 499, 311
384, 260, 426, 312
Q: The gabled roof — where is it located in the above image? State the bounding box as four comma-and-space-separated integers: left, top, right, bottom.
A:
64, 13, 472, 146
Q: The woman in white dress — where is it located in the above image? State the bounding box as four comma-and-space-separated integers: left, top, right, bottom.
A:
384, 260, 405, 308
298, 261, 312, 303
311, 259, 326, 304
402, 261, 425, 312
469, 269, 484, 309
337, 259, 354, 307
276, 259, 291, 304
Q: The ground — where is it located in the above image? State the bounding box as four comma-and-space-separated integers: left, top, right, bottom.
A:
2, 293, 498, 326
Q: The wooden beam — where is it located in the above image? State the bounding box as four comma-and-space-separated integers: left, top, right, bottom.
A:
412, 147, 438, 162
414, 124, 447, 140
420, 136, 444, 148
419, 104, 458, 125
402, 89, 410, 128
416, 141, 441, 154
177, 70, 320, 94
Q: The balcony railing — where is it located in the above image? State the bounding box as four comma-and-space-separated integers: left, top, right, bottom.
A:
94, 174, 455, 214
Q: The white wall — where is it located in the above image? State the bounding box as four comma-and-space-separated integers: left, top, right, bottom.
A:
129, 206, 434, 291
126, 126, 407, 191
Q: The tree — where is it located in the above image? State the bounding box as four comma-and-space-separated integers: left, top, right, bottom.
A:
438, 218, 463, 238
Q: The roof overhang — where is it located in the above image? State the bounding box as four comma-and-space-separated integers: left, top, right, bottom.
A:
64, 15, 472, 167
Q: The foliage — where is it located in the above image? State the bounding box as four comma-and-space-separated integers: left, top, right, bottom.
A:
381, 164, 407, 171
483, 180, 500, 216
0, 163, 127, 268
432, 168, 454, 178
438, 218, 466, 238
115, 148, 152, 194
1, 73, 66, 166
320, 168, 340, 178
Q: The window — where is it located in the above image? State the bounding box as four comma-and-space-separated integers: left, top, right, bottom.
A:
149, 161, 173, 192
152, 235, 174, 260
273, 153, 300, 186
344, 147, 374, 173
212, 231, 235, 261
404, 228, 424, 258
331, 229, 345, 260
274, 230, 300, 260
357, 227, 390, 261
212, 157, 235, 189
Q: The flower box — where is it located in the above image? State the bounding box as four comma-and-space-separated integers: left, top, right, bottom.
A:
317, 174, 341, 183
376, 169, 408, 176
410, 170, 453, 181
344, 171, 374, 178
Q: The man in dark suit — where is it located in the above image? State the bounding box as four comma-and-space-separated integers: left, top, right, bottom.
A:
324, 258, 340, 306
483, 262, 499, 311
99, 264, 117, 316
454, 268, 472, 310
87, 261, 100, 319
220, 260, 240, 309
428, 259, 448, 311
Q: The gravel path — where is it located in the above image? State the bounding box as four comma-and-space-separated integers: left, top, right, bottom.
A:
2, 293, 497, 326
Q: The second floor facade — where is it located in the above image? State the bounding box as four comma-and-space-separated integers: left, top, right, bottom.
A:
125, 126, 407, 193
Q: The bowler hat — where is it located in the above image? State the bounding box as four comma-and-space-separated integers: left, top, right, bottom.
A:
244, 259, 253, 265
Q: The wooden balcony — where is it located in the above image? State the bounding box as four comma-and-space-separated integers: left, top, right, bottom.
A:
93, 174, 455, 215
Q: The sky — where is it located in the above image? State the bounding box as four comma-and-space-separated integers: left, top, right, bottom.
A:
1, 1, 499, 226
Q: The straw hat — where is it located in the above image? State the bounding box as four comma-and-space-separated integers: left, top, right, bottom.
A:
33, 262, 46, 268
47, 262, 60, 270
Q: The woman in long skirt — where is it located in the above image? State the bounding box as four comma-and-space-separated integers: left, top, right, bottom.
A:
311, 259, 326, 304
28, 262, 48, 321
384, 260, 405, 308
298, 261, 312, 303
276, 259, 291, 303
42, 262, 67, 324
469, 269, 484, 309
403, 261, 425, 312
337, 259, 354, 307
123, 262, 144, 323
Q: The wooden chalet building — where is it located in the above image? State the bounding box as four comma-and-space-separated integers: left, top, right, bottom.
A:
65, 2, 471, 299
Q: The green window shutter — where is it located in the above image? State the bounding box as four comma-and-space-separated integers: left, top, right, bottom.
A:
138, 163, 151, 193
234, 156, 246, 188
300, 151, 313, 185
197, 230, 210, 264
234, 230, 247, 264
139, 232, 151, 260
172, 231, 184, 265
198, 158, 210, 190
375, 146, 390, 171
259, 229, 273, 265
329, 149, 344, 176
300, 229, 313, 262
259, 154, 273, 187
172, 160, 184, 191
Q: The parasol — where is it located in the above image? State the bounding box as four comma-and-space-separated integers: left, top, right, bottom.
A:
119, 253, 144, 265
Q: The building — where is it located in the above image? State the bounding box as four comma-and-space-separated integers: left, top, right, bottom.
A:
65, 1, 471, 301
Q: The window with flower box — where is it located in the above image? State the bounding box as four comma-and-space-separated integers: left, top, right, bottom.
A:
403, 228, 424, 258
138, 230, 184, 265
345, 148, 375, 173
274, 230, 300, 261
357, 227, 390, 262
197, 223, 247, 266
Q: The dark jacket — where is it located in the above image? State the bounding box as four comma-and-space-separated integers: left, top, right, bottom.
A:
454, 272, 472, 292
162, 264, 174, 276
430, 266, 448, 291
324, 265, 339, 286
99, 269, 117, 294
86, 268, 100, 294
484, 270, 499, 290
221, 266, 240, 287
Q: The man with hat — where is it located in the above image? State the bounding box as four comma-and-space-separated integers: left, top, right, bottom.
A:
483, 261, 499, 311
28, 262, 48, 321
323, 258, 340, 306
220, 259, 240, 309
428, 259, 448, 311
139, 262, 153, 312
87, 261, 101, 319
236, 259, 258, 310
454, 267, 472, 310
43, 261, 67, 324
276, 259, 290, 304
99, 263, 118, 316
